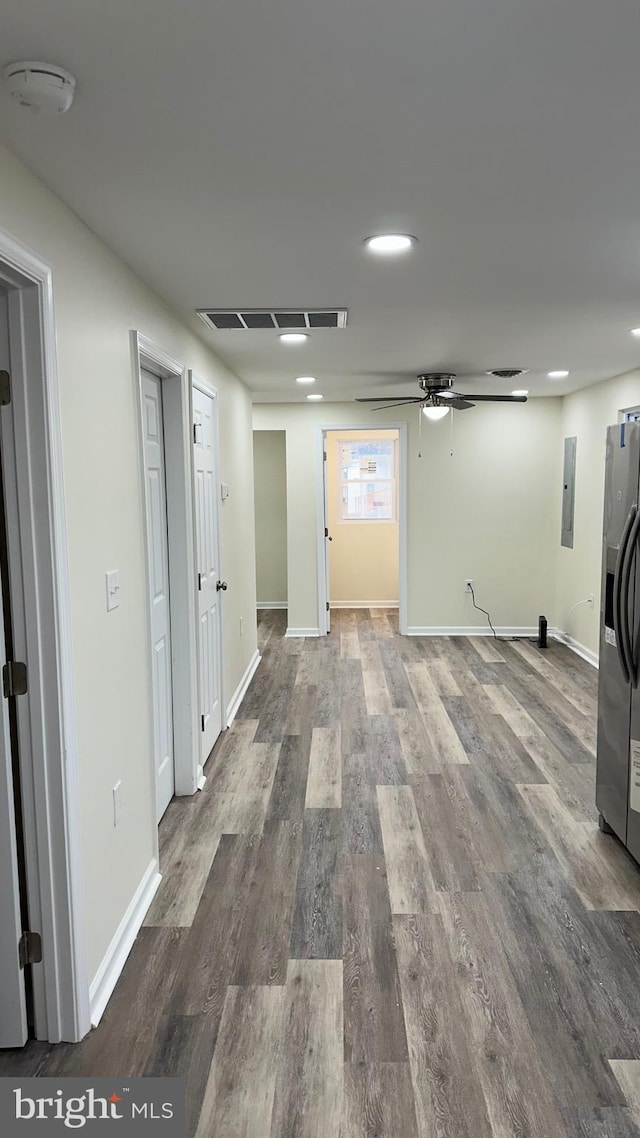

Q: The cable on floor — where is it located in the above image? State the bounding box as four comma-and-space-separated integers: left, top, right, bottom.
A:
467, 583, 520, 642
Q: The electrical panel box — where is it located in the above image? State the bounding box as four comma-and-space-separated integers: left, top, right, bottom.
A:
561, 436, 577, 548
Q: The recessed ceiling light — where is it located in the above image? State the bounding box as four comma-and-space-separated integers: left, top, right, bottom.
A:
548, 370, 569, 379
295, 376, 316, 384
422, 405, 450, 421
631, 329, 640, 337
512, 389, 529, 397
364, 233, 417, 255
306, 393, 323, 401
279, 332, 309, 344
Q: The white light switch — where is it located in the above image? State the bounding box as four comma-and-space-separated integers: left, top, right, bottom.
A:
220, 482, 229, 501
106, 570, 121, 612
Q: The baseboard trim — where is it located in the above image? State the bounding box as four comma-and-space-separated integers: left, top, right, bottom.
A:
285, 627, 321, 638
89, 859, 161, 1028
330, 601, 399, 609
551, 629, 599, 668
256, 602, 287, 610
226, 649, 261, 727
406, 625, 538, 637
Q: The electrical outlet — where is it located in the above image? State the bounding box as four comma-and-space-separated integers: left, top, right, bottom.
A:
464, 579, 474, 593
588, 593, 595, 608
112, 780, 122, 827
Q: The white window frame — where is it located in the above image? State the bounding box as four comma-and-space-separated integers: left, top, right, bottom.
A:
620, 405, 640, 423
335, 435, 398, 524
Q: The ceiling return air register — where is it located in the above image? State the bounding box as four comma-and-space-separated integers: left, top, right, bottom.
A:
197, 308, 348, 331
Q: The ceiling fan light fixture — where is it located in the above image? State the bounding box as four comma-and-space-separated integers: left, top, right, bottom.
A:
422, 404, 450, 421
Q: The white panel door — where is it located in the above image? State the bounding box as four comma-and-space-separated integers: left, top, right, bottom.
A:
142, 370, 175, 822
0, 598, 27, 1047
0, 288, 28, 1046
193, 385, 222, 762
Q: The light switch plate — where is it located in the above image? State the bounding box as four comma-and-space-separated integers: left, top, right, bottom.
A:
220, 482, 230, 500
106, 570, 120, 611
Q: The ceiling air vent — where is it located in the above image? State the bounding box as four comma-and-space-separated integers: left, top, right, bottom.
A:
487, 368, 529, 379
197, 308, 348, 331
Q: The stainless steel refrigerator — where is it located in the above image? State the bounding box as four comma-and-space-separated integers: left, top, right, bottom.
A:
596, 420, 640, 862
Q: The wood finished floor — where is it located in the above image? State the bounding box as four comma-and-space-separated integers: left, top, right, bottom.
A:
5, 608, 640, 1136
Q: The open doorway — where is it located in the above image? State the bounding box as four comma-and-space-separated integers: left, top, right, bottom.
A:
319, 426, 407, 633
0, 283, 32, 1048
0, 231, 89, 1045
253, 430, 288, 622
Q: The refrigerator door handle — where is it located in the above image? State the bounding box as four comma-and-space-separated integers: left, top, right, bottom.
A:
614, 504, 636, 684
623, 506, 640, 688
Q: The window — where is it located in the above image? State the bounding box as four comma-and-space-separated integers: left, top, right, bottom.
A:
337, 436, 397, 522
622, 406, 640, 423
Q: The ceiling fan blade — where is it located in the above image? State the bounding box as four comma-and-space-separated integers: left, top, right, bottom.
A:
355, 396, 423, 403
455, 393, 527, 403
368, 398, 426, 410
448, 397, 474, 410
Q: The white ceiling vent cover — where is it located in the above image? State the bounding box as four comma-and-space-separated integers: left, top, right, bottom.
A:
197, 308, 348, 331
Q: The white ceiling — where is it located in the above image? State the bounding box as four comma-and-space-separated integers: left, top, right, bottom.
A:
2, 0, 640, 403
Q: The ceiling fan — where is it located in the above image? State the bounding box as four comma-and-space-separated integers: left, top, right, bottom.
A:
356, 372, 528, 418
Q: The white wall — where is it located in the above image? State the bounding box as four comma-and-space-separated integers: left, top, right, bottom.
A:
253, 430, 287, 605
253, 400, 562, 633
556, 369, 640, 657
0, 142, 257, 982
326, 429, 399, 605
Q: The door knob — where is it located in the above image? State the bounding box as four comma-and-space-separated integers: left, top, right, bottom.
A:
216, 580, 228, 591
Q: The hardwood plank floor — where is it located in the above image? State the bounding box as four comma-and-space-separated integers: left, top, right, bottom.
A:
271, 959, 343, 1138
376, 785, 439, 913
305, 724, 342, 808
342, 1061, 418, 1137
5, 608, 640, 1138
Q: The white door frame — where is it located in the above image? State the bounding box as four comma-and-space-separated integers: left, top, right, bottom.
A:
0, 228, 90, 1042
190, 371, 224, 769
133, 333, 201, 800
316, 422, 408, 635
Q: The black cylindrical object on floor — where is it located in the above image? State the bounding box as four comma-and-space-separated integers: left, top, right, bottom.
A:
538, 614, 548, 649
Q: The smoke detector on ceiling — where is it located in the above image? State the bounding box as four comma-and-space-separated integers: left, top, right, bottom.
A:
4, 62, 76, 115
